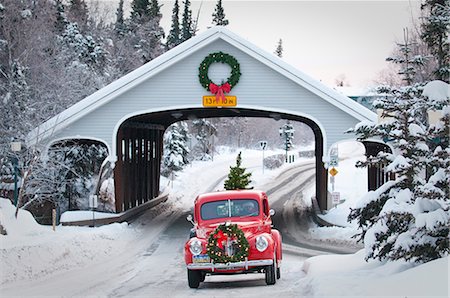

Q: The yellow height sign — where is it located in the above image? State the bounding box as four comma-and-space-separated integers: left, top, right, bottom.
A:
203, 96, 237, 107
329, 167, 338, 177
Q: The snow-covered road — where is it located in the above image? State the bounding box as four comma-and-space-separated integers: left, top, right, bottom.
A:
1, 151, 327, 297
2, 147, 447, 297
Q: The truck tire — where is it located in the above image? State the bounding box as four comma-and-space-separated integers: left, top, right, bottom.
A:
265, 262, 276, 285
187, 269, 201, 288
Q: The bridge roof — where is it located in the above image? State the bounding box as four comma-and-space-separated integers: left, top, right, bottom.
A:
27, 26, 376, 146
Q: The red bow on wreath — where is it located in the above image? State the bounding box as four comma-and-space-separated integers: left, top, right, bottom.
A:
209, 82, 231, 104
214, 230, 228, 250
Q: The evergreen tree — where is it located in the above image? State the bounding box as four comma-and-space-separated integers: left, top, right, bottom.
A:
68, 0, 89, 30
54, 0, 68, 34
386, 29, 427, 85
128, 0, 165, 64
149, 0, 162, 18
131, 0, 150, 21
181, 0, 194, 41
275, 38, 283, 58
115, 0, 127, 36
166, 0, 181, 49
162, 122, 190, 176
421, 0, 450, 82
212, 0, 229, 26
224, 152, 252, 190
347, 32, 449, 263
192, 119, 216, 161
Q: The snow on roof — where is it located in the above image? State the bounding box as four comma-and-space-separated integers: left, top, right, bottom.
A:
27, 26, 377, 146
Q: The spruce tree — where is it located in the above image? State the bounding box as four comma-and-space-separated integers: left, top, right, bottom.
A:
54, 0, 68, 34
421, 0, 450, 82
386, 29, 426, 85
129, 0, 165, 64
115, 0, 127, 36
162, 122, 190, 176
192, 119, 216, 161
347, 31, 449, 263
224, 152, 252, 190
68, 0, 89, 30
212, 0, 229, 26
166, 0, 181, 49
149, 0, 162, 18
181, 0, 194, 41
131, 0, 151, 21
275, 38, 283, 58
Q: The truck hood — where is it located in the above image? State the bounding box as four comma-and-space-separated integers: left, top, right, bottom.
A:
195, 221, 269, 239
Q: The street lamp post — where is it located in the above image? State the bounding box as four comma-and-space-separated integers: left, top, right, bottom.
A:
10, 141, 22, 206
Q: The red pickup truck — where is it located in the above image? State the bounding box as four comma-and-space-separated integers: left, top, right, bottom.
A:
184, 189, 282, 288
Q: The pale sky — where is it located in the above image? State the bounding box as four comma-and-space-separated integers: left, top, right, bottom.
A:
164, 0, 422, 88
93, 0, 422, 88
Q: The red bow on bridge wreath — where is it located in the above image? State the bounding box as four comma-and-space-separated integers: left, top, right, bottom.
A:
209, 82, 231, 104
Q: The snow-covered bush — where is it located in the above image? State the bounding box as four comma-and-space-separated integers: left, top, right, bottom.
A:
23, 141, 108, 223
264, 154, 284, 170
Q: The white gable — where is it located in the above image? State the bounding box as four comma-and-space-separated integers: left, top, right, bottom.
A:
27, 27, 376, 158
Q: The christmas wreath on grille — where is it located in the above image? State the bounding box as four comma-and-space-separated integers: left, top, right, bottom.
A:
198, 52, 241, 97
206, 223, 249, 263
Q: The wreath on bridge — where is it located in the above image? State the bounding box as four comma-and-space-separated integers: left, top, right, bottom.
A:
206, 223, 249, 263
198, 52, 241, 101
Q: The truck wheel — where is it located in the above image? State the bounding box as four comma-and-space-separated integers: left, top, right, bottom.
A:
200, 271, 206, 282
187, 269, 201, 288
265, 263, 276, 285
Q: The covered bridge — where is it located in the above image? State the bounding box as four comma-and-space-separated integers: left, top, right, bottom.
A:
27, 27, 380, 213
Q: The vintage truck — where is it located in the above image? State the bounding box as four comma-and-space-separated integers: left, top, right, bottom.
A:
184, 189, 282, 288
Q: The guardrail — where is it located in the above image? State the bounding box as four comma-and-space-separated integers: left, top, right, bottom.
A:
61, 190, 169, 226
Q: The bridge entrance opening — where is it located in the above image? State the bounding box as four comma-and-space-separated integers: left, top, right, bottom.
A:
115, 108, 327, 213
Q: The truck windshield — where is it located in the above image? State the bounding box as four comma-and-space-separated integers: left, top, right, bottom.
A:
200, 199, 259, 220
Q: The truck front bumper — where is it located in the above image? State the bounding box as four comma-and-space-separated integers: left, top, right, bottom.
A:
187, 259, 273, 271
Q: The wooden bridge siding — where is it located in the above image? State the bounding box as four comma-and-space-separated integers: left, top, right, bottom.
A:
115, 126, 163, 213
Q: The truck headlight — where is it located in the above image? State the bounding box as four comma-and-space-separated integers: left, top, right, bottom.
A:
255, 236, 269, 252
189, 239, 202, 256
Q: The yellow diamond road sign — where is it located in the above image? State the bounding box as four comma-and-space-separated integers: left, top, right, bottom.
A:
329, 167, 338, 177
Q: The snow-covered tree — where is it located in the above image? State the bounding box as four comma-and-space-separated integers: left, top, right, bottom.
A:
67, 0, 89, 31
192, 119, 216, 161
162, 122, 190, 176
275, 38, 283, 58
114, 0, 127, 36
181, 0, 194, 42
24, 141, 108, 215
54, 0, 68, 34
128, 0, 164, 64
386, 28, 427, 85
224, 152, 252, 190
166, 0, 181, 49
348, 33, 449, 263
149, 0, 162, 18
131, 0, 150, 20
421, 0, 450, 82
60, 22, 107, 69
212, 0, 229, 26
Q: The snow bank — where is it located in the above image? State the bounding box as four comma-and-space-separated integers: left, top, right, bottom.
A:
0, 198, 134, 286
302, 249, 449, 297
422, 80, 450, 102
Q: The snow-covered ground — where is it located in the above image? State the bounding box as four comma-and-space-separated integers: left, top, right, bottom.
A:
0, 145, 448, 297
